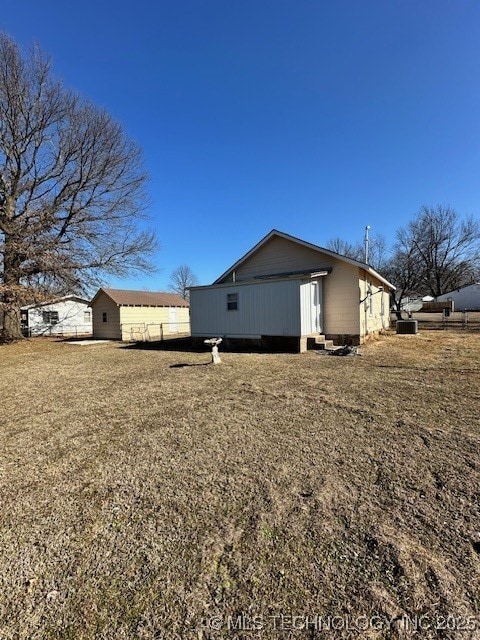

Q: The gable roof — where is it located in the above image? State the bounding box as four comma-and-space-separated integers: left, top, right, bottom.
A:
21, 295, 90, 310
214, 229, 396, 290
90, 288, 189, 307
437, 282, 480, 297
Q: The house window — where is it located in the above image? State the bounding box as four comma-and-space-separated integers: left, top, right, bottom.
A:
227, 292, 238, 311
84, 311, 91, 323
102, 311, 108, 323
42, 310, 59, 325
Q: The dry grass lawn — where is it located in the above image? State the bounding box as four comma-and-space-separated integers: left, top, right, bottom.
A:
0, 331, 479, 639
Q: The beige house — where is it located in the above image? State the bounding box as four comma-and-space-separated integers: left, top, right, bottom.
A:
189, 229, 395, 351
90, 288, 190, 341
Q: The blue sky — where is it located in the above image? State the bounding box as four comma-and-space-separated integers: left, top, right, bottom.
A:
2, 1, 480, 288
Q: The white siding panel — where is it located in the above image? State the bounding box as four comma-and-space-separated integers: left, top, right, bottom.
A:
26, 300, 92, 336
190, 279, 301, 337
437, 284, 480, 311
300, 282, 312, 335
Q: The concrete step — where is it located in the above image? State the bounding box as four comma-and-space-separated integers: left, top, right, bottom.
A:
306, 335, 335, 350
315, 339, 335, 350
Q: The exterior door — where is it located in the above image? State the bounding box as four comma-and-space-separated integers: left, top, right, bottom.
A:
168, 307, 178, 333
311, 280, 322, 333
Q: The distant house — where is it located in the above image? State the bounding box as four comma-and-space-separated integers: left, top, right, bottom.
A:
436, 283, 480, 311
21, 296, 92, 337
90, 288, 190, 340
189, 229, 395, 351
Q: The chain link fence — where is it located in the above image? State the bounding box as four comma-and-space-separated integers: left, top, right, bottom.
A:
21, 324, 93, 338
120, 321, 191, 342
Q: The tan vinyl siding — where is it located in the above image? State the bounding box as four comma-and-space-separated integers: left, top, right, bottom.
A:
119, 306, 190, 340
218, 235, 365, 336
220, 234, 362, 334
91, 292, 121, 339
359, 270, 391, 337
323, 261, 361, 336
199, 232, 394, 345
224, 236, 333, 282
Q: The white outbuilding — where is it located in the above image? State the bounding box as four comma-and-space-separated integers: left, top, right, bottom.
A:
436, 283, 480, 311
21, 295, 92, 337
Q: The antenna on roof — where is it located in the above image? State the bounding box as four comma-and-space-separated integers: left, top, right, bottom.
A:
364, 225, 370, 264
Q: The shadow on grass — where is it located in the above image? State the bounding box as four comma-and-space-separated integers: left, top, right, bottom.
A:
121, 337, 202, 353
122, 339, 214, 367
121, 336, 301, 354
169, 362, 211, 368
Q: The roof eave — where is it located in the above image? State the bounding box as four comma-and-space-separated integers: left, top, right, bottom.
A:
365, 266, 396, 291
21, 295, 90, 310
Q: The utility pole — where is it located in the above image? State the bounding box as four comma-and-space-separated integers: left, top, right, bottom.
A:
364, 225, 370, 264
364, 225, 371, 336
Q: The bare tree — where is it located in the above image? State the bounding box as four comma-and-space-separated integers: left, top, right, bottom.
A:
367, 234, 390, 274
324, 208, 479, 317
400, 205, 480, 298
169, 264, 198, 300
382, 205, 480, 317
383, 244, 423, 319
327, 233, 389, 272
326, 237, 363, 261
0, 34, 157, 340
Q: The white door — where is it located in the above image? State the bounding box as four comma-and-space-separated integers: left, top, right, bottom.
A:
310, 281, 322, 333
168, 307, 178, 334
